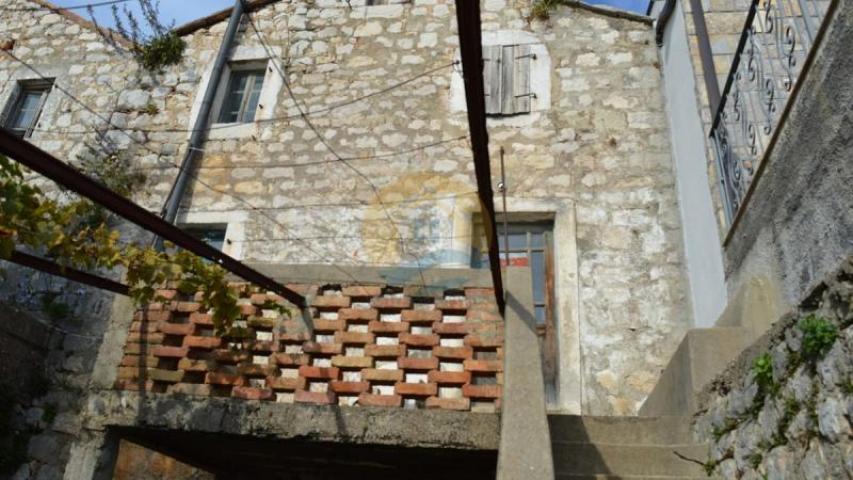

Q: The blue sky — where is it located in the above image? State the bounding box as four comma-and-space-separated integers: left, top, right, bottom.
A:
54, 0, 650, 29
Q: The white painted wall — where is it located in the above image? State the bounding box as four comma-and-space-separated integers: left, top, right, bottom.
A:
659, 1, 727, 327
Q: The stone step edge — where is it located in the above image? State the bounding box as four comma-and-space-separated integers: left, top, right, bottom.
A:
551, 441, 708, 448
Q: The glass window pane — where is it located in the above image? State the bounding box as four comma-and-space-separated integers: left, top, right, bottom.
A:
534, 306, 545, 326
11, 91, 43, 129
186, 228, 226, 251
531, 251, 545, 304
507, 232, 528, 250
530, 232, 545, 249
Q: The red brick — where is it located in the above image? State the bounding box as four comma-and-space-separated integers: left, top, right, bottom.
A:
205, 372, 244, 386
397, 356, 439, 371
176, 302, 201, 313
364, 344, 405, 358
311, 295, 351, 308
361, 369, 404, 382
298, 365, 340, 380
433, 346, 473, 359
294, 390, 336, 405
148, 369, 184, 383
167, 383, 211, 397
370, 297, 412, 310
271, 352, 309, 366
465, 288, 495, 299
368, 321, 410, 333
214, 350, 250, 364
183, 336, 222, 350
338, 308, 379, 322
178, 358, 214, 372
462, 384, 502, 399
428, 371, 471, 384
395, 382, 437, 396
334, 331, 374, 345
114, 379, 154, 391
401, 309, 442, 323
464, 335, 504, 348
399, 333, 439, 347
189, 312, 213, 326
329, 381, 370, 394
232, 386, 274, 401
116, 366, 141, 380
239, 303, 257, 316
285, 283, 313, 296
247, 340, 275, 353
151, 346, 188, 358
130, 320, 162, 332
155, 289, 178, 300
341, 286, 383, 298
278, 331, 311, 342
302, 342, 342, 355
426, 396, 471, 411
466, 309, 502, 322
463, 359, 503, 372
469, 323, 504, 335
312, 319, 345, 331
133, 311, 171, 323
432, 322, 471, 335
357, 393, 402, 407
250, 293, 269, 305
331, 356, 373, 368
266, 376, 304, 391
247, 317, 275, 330
123, 344, 145, 355
120, 355, 158, 368
158, 321, 195, 336
125, 332, 164, 344
238, 364, 275, 377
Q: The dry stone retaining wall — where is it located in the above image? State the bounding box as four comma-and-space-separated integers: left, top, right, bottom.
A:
693, 258, 853, 479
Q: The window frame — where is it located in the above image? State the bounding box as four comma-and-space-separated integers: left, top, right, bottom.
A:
215, 65, 267, 125
182, 224, 229, 252
2, 79, 53, 138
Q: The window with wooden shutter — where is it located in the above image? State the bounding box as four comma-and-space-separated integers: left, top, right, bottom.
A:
482, 44, 532, 116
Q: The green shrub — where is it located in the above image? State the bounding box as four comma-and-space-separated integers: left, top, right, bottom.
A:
798, 315, 838, 360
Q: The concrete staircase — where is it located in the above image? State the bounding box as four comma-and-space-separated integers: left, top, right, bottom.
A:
549, 415, 711, 479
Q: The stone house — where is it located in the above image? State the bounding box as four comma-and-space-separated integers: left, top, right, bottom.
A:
0, 0, 849, 478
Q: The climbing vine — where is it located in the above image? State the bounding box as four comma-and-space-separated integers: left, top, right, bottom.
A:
0, 155, 271, 334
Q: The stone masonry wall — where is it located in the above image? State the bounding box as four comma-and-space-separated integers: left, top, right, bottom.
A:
0, 0, 689, 431
116, 284, 503, 413
693, 257, 852, 479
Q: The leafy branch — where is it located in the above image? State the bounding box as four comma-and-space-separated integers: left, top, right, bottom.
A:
0, 155, 259, 334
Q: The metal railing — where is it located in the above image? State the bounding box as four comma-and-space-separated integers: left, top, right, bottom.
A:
710, 0, 830, 223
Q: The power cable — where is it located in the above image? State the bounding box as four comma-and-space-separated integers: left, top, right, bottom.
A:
0, 0, 131, 12
240, 1, 430, 288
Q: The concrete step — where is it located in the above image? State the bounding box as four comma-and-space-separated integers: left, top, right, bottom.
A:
548, 415, 694, 446
551, 443, 709, 478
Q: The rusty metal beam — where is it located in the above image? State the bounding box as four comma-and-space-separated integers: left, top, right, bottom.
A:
0, 128, 306, 307
454, 0, 505, 315
6, 250, 130, 296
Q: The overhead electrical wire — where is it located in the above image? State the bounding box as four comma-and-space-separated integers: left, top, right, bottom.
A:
239, 0, 431, 288
0, 0, 132, 12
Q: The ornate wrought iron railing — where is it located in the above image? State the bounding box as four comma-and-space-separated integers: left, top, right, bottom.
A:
710, 0, 831, 223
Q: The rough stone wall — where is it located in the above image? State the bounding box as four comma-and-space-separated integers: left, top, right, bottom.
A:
693, 257, 852, 479
0, 0, 689, 429
115, 284, 504, 412
170, 0, 689, 415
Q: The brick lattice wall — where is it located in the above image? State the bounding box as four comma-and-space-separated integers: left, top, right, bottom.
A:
115, 285, 503, 412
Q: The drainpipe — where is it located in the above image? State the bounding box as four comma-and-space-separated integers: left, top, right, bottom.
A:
156, 0, 245, 247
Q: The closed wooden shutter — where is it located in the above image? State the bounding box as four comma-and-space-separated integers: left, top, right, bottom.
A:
482, 45, 532, 116
513, 45, 532, 114
483, 45, 502, 115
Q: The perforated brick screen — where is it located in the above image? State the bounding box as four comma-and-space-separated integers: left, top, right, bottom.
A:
115, 284, 503, 412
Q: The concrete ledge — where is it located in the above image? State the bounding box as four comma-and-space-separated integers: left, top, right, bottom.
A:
82, 390, 500, 451
639, 327, 751, 416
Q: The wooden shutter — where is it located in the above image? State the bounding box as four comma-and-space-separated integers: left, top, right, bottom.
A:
483, 45, 502, 115
500, 45, 516, 115
513, 45, 532, 114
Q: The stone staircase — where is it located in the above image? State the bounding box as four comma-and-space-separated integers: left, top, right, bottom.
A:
549, 415, 712, 479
